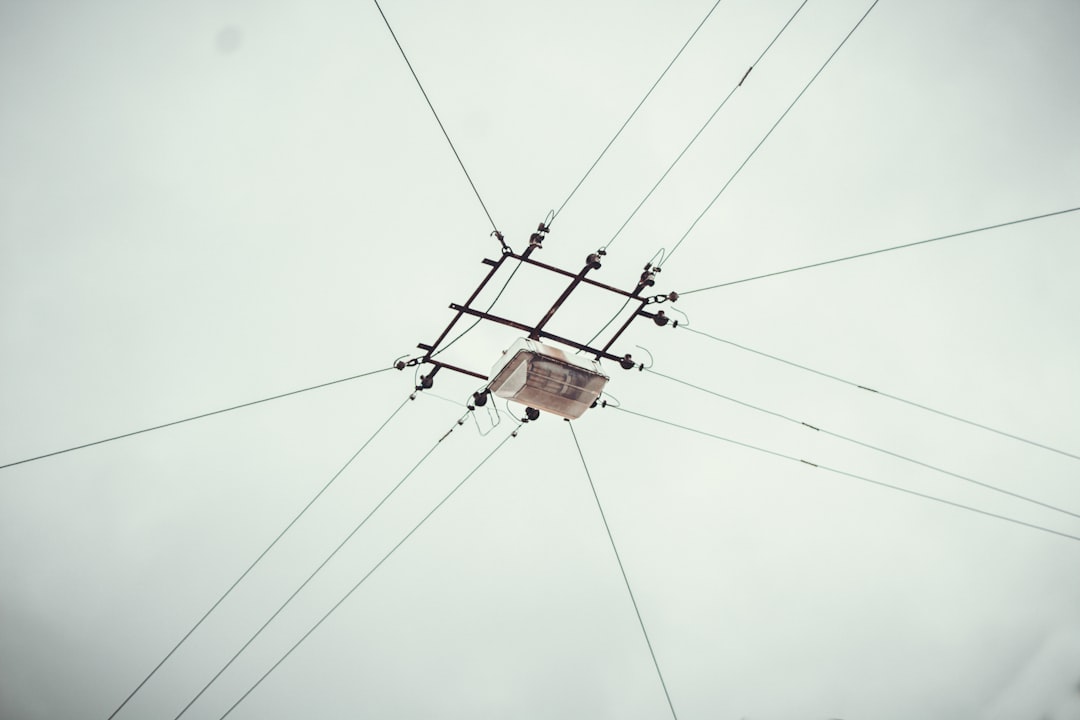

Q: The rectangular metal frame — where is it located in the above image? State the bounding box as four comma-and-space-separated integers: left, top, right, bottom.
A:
412, 246, 664, 384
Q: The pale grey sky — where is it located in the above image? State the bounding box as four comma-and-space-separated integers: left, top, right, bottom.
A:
2, 1, 1079, 719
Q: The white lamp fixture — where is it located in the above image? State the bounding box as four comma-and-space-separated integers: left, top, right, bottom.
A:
488, 338, 610, 419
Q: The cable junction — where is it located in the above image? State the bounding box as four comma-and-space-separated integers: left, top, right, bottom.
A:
218, 423, 523, 719
3, 367, 394, 472
610, 404, 1080, 544
568, 421, 680, 720
664, 0, 882, 266
103, 391, 411, 720
604, 0, 808, 253
170, 406, 473, 719
676, 324, 1080, 462
553, 0, 725, 223
646, 367, 1080, 520
678, 206, 1080, 294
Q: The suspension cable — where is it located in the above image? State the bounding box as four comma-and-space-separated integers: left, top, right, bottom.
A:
665, 0, 881, 265
172, 408, 472, 720
568, 421, 680, 720
676, 325, 1080, 462
646, 367, 1080, 519
611, 405, 1080, 544
552, 0, 726, 223
678, 206, 1080, 294
372, 0, 499, 233
218, 424, 522, 719
3, 367, 394, 472
604, 0, 809, 252
104, 391, 410, 719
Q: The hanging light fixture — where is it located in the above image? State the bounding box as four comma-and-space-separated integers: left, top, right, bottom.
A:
488, 338, 609, 419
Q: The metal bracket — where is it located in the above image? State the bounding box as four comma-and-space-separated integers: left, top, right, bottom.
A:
404, 229, 676, 389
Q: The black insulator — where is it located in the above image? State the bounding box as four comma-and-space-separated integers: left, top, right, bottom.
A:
525, 407, 540, 421
473, 390, 489, 407
640, 271, 656, 287
395, 360, 406, 370
653, 310, 669, 327
420, 374, 434, 389
668, 291, 679, 302
620, 354, 635, 370
586, 253, 602, 269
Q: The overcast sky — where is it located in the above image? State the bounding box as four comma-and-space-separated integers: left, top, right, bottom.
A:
2, 1, 1079, 719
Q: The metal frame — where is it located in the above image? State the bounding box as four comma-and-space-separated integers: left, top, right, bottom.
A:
399, 230, 677, 390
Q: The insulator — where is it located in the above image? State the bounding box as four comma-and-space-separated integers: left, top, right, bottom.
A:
473, 390, 489, 407
586, 253, 602, 269
653, 310, 669, 327
525, 407, 540, 421
420, 374, 434, 389
620, 354, 635, 370
395, 360, 406, 370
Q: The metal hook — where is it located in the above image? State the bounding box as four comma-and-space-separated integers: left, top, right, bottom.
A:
667, 304, 691, 328
634, 345, 654, 370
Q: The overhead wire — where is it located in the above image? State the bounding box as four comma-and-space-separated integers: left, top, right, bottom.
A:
678, 206, 1080, 294
567, 421, 679, 720
552, 0, 726, 223
611, 405, 1080, 544
171, 407, 473, 720
646, 367, 1080, 520
103, 391, 411, 719
676, 324, 1080, 462
372, 0, 499, 233
219, 423, 523, 719
664, 0, 882, 266
604, 0, 809, 252
3, 367, 393, 472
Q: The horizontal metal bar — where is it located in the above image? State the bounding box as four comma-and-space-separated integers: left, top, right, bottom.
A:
428, 359, 488, 381
507, 252, 640, 300
450, 303, 626, 363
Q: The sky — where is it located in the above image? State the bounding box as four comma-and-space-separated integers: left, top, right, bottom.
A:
2, 0, 1079, 719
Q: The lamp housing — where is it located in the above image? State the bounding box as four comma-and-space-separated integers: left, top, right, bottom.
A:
488, 338, 609, 419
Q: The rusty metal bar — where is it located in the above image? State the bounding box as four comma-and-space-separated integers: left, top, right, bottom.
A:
427, 359, 488, 381
507, 252, 640, 300
449, 303, 626, 363
531, 258, 598, 338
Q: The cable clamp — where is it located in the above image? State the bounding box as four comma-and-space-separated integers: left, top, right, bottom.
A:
646, 291, 677, 305
394, 355, 423, 370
